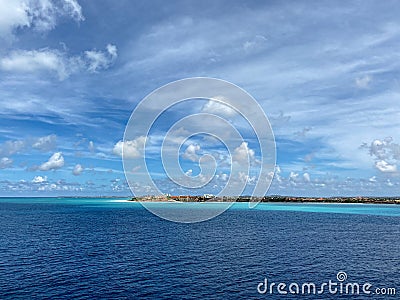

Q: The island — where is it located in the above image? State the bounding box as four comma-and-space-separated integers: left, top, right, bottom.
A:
128, 195, 400, 204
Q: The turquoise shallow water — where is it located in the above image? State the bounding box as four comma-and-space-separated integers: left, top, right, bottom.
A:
243, 202, 400, 217
1, 197, 399, 217
0, 197, 399, 299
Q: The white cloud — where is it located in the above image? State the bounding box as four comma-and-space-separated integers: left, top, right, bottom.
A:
355, 75, 372, 89
85, 44, 118, 73
0, 0, 84, 39
219, 173, 228, 182
62, 0, 84, 22
0, 140, 25, 156
0, 45, 117, 80
32, 175, 47, 183
232, 142, 255, 165
238, 171, 256, 184
289, 171, 299, 182
303, 172, 311, 182
266, 170, 275, 182
182, 144, 200, 162
113, 136, 147, 159
201, 96, 236, 117
375, 160, 397, 173
0, 135, 57, 156
39, 152, 64, 171
29, 0, 84, 31
0, 49, 69, 79
1, 176, 129, 194
72, 164, 83, 175
32, 134, 56, 151
363, 137, 400, 173
0, 157, 13, 169
0, 0, 30, 38
106, 44, 118, 58
368, 139, 386, 159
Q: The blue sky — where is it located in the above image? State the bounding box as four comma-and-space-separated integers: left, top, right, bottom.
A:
1, 0, 400, 197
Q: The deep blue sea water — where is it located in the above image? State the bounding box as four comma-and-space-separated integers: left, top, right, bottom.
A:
0, 198, 399, 299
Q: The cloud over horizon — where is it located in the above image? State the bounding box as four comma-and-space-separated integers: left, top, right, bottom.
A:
0, 0, 400, 196
38, 152, 64, 171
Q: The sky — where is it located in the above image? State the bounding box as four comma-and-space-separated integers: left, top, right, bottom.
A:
0, 0, 400, 197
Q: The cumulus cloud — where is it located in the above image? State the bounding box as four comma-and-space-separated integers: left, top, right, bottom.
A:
289, 171, 299, 183
0, 157, 13, 169
72, 164, 83, 175
263, 165, 283, 187
0, 44, 118, 80
0, 0, 83, 39
362, 137, 400, 173
113, 136, 147, 159
232, 142, 255, 165
375, 160, 397, 173
260, 162, 400, 196
32, 175, 47, 183
39, 152, 64, 171
182, 144, 200, 162
368, 138, 388, 159
201, 96, 236, 117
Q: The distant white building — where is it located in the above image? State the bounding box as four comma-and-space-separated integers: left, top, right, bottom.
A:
203, 194, 214, 198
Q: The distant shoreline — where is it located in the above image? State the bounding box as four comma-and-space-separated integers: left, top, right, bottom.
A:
128, 196, 400, 205
1, 196, 399, 205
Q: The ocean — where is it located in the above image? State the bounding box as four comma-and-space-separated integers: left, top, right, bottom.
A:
0, 198, 399, 299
